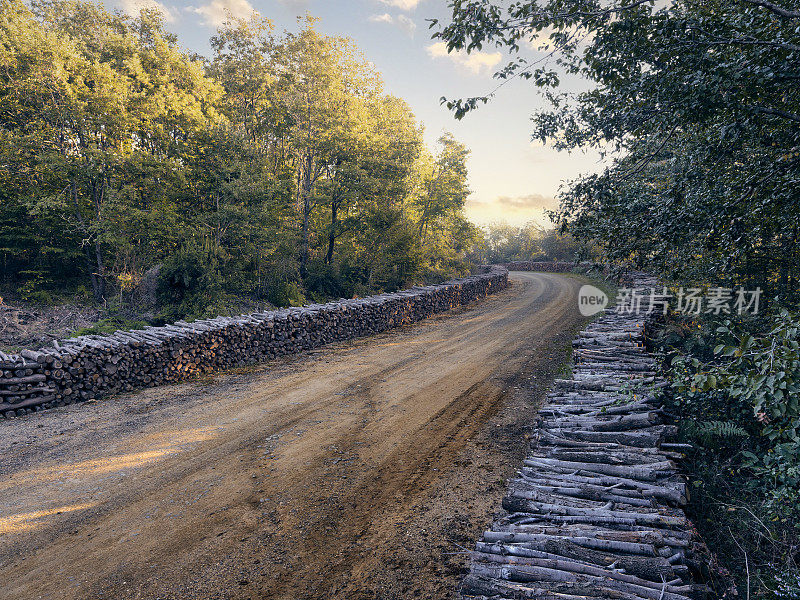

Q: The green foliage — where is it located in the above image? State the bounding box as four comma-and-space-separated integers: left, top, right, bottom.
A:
684, 420, 749, 449
267, 280, 306, 308
0, 1, 480, 320
435, 0, 800, 300
658, 311, 800, 597
476, 224, 592, 264
705, 311, 800, 508
663, 310, 800, 514
73, 318, 150, 337
23, 290, 53, 305
678, 452, 800, 600
17, 270, 51, 304
156, 245, 225, 319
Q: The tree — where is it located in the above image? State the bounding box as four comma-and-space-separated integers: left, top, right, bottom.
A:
434, 0, 800, 297
0, 3, 480, 315
1, 0, 222, 301
322, 94, 422, 266
269, 20, 383, 275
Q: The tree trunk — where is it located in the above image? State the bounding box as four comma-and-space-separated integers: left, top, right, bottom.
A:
93, 237, 106, 301
300, 154, 313, 277
70, 180, 104, 302
326, 197, 339, 265
91, 178, 107, 301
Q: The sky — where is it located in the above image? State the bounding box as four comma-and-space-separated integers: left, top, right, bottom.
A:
113, 0, 608, 227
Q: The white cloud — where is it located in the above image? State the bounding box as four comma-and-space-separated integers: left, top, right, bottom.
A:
369, 12, 393, 23
396, 15, 415, 35
119, 0, 176, 21
369, 12, 416, 36
379, 0, 422, 10
192, 0, 257, 27
426, 41, 502, 76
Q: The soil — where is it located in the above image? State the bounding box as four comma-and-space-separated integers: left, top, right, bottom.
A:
0, 272, 586, 600
0, 299, 100, 351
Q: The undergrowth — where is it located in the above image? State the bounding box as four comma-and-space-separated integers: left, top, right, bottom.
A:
654, 312, 800, 599
72, 318, 150, 337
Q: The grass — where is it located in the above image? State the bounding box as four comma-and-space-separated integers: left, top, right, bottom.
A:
563, 271, 619, 310
71, 317, 150, 337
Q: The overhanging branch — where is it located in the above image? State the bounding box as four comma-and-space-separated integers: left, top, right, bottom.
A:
750, 104, 800, 122
745, 0, 800, 18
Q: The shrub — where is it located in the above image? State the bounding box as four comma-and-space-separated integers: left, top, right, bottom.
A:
657, 311, 800, 597
692, 310, 800, 512
18, 269, 52, 304
267, 280, 305, 308
156, 245, 225, 319
73, 318, 150, 337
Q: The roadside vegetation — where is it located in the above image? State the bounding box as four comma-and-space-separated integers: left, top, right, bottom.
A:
436, 0, 800, 596
0, 0, 481, 325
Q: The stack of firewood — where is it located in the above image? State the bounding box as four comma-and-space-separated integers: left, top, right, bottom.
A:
0, 351, 54, 412
501, 261, 601, 272
460, 275, 728, 600
0, 266, 508, 418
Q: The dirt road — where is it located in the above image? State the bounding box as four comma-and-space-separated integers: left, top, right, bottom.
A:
0, 272, 585, 600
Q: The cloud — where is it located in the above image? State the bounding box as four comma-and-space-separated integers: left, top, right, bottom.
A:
396, 15, 416, 35
426, 41, 502, 76
119, 0, 176, 21
379, 0, 422, 10
192, 0, 257, 27
369, 12, 416, 36
465, 194, 558, 226
494, 194, 557, 210
369, 12, 393, 23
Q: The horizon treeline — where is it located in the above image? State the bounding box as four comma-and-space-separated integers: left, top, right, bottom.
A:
0, 0, 483, 319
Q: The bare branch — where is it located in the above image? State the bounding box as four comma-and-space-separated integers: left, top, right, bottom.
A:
616, 122, 680, 181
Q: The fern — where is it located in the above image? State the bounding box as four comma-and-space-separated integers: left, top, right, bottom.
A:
686, 420, 749, 448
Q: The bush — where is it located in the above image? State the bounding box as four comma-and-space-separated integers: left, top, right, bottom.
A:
18, 269, 53, 304
656, 311, 800, 597
267, 280, 305, 308
73, 317, 150, 336
25, 289, 53, 305
156, 245, 225, 320
682, 310, 800, 513
303, 261, 346, 299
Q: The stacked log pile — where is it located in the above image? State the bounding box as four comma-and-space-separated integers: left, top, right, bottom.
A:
0, 351, 54, 413
460, 274, 725, 600
0, 266, 508, 418
501, 261, 602, 272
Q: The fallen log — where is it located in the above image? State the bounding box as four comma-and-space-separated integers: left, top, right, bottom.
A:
469, 562, 694, 600
472, 551, 687, 592
523, 457, 675, 482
